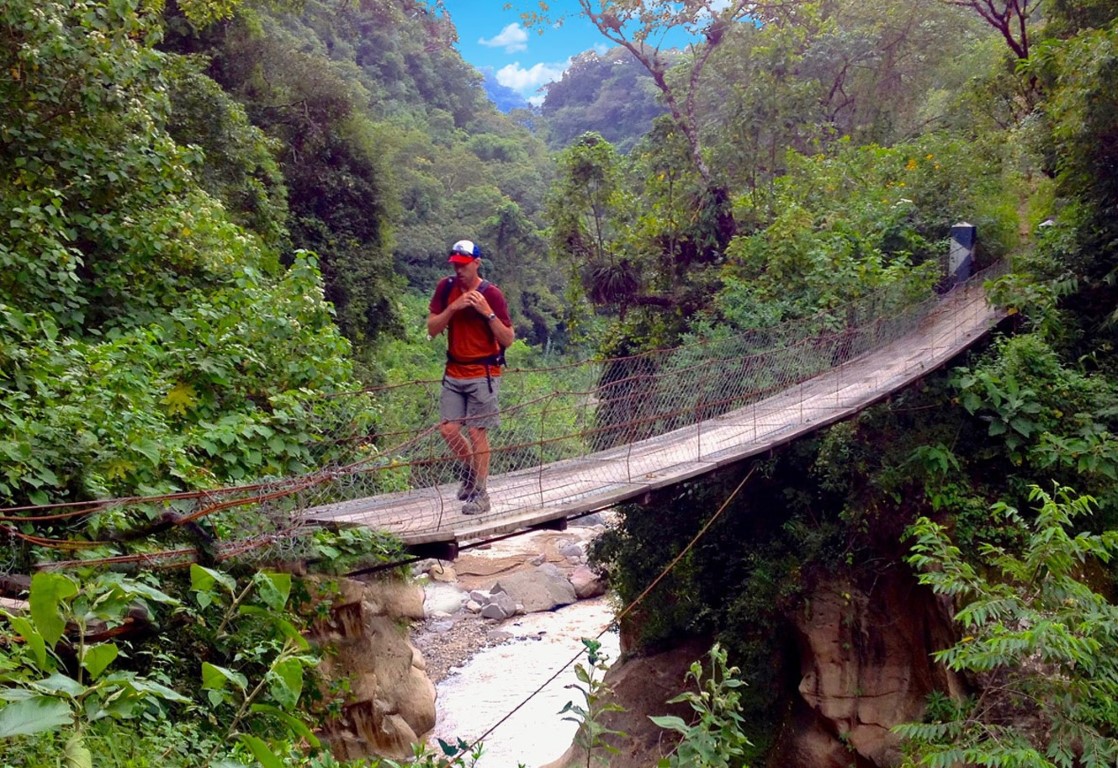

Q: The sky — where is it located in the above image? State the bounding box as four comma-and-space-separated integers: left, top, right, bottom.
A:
438, 1, 611, 106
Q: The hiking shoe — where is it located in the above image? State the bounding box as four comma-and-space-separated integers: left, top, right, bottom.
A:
461, 490, 490, 516
455, 464, 477, 501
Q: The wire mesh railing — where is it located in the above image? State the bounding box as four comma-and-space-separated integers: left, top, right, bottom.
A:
0, 262, 1006, 569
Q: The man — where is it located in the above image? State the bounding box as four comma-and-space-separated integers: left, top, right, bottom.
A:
427, 239, 515, 515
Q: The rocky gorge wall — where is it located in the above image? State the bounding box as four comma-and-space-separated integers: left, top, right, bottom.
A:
776, 571, 963, 767
553, 568, 963, 768
310, 576, 436, 760
305, 517, 962, 768
308, 522, 611, 762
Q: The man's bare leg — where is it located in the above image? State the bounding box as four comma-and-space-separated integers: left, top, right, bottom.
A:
467, 426, 490, 489
460, 427, 491, 514
438, 420, 473, 463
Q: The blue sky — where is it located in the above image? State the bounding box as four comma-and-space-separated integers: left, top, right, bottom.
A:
438, 1, 610, 105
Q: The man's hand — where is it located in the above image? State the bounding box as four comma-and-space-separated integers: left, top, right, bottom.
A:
462, 289, 492, 316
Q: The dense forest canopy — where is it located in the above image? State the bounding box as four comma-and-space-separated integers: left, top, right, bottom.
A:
2, 0, 1118, 764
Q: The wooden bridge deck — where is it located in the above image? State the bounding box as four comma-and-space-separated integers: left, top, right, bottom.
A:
308, 281, 1003, 550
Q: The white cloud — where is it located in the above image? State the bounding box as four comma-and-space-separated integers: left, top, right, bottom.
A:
496, 60, 571, 100
479, 23, 529, 53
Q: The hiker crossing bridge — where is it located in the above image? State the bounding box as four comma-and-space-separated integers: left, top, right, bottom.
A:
5, 264, 1005, 570
307, 264, 1006, 558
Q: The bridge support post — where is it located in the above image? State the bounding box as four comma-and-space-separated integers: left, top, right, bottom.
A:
530, 517, 568, 532
948, 222, 976, 286
408, 540, 459, 562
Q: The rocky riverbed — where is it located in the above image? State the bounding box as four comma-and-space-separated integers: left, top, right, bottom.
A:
410, 515, 612, 683
406, 516, 618, 767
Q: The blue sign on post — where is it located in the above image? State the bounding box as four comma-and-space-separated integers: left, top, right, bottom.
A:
949, 222, 976, 285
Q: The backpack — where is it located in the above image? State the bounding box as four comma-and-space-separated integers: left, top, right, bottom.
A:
438, 276, 507, 369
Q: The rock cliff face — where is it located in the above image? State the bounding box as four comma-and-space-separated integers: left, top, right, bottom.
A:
776, 572, 964, 767
311, 577, 436, 761
575, 569, 962, 768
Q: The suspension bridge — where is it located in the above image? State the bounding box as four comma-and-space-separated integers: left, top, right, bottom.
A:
306, 264, 1006, 558
2, 264, 1006, 570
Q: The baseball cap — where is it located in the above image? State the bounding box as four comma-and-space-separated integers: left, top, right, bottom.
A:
448, 239, 482, 264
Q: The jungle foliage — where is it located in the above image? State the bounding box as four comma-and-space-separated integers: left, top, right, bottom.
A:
572, 0, 1118, 764
3, 0, 1118, 764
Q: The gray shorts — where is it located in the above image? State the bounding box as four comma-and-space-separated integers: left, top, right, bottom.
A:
440, 375, 501, 430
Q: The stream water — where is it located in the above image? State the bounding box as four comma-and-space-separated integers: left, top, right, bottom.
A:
431, 598, 621, 768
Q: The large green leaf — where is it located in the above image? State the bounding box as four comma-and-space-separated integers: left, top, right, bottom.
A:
63, 731, 92, 768
31, 673, 84, 697
190, 565, 235, 599
127, 677, 192, 703
201, 662, 247, 693
29, 572, 78, 646
266, 657, 304, 709
648, 714, 689, 734
10, 615, 49, 670
80, 643, 118, 681
238, 734, 284, 768
251, 571, 291, 612
115, 578, 180, 607
0, 696, 71, 737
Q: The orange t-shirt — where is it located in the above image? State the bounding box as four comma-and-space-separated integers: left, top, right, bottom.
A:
429, 277, 511, 379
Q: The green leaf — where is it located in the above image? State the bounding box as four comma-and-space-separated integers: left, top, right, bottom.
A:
238, 734, 285, 768
63, 730, 92, 768
190, 564, 236, 598
253, 571, 291, 612
33, 673, 85, 697
649, 714, 689, 734
0, 696, 72, 737
118, 579, 179, 607
201, 662, 248, 693
127, 678, 191, 703
250, 703, 321, 747
29, 572, 78, 646
10, 615, 49, 669
267, 658, 304, 709
80, 643, 118, 681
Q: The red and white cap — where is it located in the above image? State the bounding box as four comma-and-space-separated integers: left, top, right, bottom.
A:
448, 239, 482, 264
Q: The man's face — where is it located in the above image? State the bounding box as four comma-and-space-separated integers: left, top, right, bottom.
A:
452, 258, 479, 280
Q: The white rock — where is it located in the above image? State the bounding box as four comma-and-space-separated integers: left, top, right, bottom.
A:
423, 582, 466, 617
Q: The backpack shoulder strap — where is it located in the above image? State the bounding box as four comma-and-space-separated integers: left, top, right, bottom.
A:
437, 276, 456, 309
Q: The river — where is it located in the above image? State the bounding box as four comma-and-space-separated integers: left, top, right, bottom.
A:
431, 598, 621, 768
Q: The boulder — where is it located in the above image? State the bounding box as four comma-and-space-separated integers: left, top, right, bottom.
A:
569, 565, 607, 599
492, 565, 577, 613
558, 540, 586, 562
480, 590, 520, 620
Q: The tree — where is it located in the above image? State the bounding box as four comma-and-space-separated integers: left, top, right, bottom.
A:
545, 133, 642, 317
526, 0, 780, 190
0, 0, 368, 509
943, 0, 1034, 60
898, 486, 1118, 767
